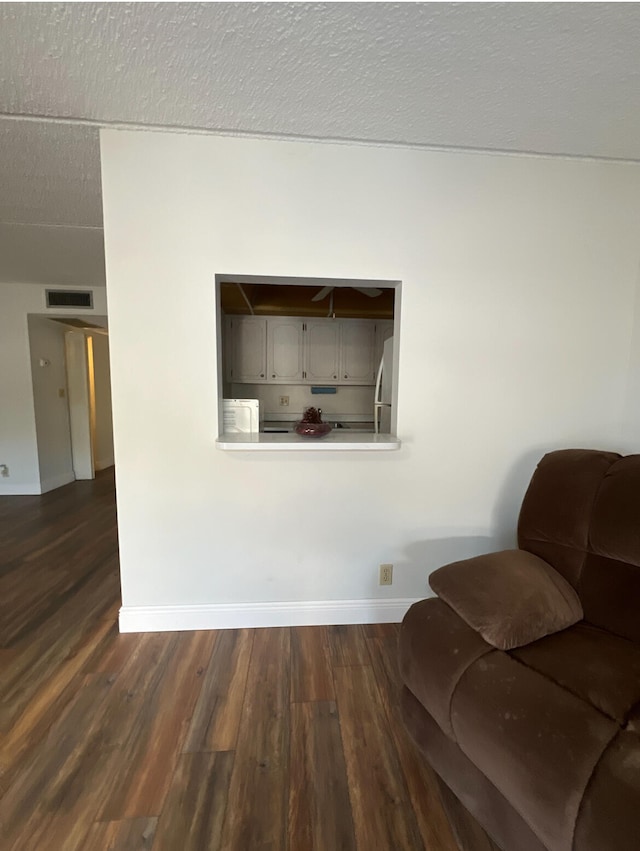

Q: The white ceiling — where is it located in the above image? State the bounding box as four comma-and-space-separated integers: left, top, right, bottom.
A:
2, 2, 640, 284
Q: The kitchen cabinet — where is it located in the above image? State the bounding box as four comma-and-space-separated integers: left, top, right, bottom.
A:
340, 320, 376, 384
267, 318, 304, 382
225, 315, 386, 386
227, 316, 267, 383
304, 320, 341, 383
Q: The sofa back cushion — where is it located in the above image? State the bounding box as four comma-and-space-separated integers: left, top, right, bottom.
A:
580, 455, 640, 643
518, 449, 640, 644
518, 449, 620, 587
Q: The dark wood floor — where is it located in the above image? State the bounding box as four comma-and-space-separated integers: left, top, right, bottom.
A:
0, 470, 500, 850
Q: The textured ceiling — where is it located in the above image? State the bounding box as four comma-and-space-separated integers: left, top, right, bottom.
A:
0, 119, 102, 227
2, 2, 640, 283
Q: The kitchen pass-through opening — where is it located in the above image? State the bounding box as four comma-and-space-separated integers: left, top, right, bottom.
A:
215, 274, 401, 443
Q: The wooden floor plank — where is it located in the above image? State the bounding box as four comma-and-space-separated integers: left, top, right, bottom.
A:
367, 632, 461, 851
183, 628, 253, 753
78, 817, 158, 850
290, 626, 334, 703
98, 629, 218, 820
0, 672, 119, 851
0, 615, 115, 789
153, 752, 234, 851
362, 622, 399, 639
328, 624, 371, 667
334, 664, 426, 851
219, 627, 291, 850
0, 553, 120, 734
288, 701, 356, 851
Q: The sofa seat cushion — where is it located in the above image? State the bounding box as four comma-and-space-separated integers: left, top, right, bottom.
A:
451, 652, 618, 851
429, 550, 583, 650
511, 621, 640, 724
399, 597, 493, 739
573, 730, 640, 851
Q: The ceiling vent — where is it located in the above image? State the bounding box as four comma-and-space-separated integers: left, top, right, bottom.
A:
46, 289, 94, 309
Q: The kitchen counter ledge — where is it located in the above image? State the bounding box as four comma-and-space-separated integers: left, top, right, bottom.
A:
216, 432, 401, 451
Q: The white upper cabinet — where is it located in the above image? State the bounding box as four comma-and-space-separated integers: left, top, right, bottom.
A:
267, 318, 304, 382
225, 315, 386, 385
304, 320, 341, 383
340, 320, 376, 384
229, 316, 267, 382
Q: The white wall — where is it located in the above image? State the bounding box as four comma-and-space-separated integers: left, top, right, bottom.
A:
231, 383, 374, 420
27, 316, 74, 492
100, 130, 640, 629
91, 333, 115, 470
0, 283, 108, 494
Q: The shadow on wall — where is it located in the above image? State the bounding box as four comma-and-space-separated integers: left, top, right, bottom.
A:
398, 446, 556, 596
491, 446, 548, 547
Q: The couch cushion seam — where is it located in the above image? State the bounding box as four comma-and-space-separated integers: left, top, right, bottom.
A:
505, 652, 623, 726
447, 647, 496, 740
570, 727, 621, 851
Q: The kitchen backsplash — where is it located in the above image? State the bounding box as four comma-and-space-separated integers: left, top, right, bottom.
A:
230, 383, 375, 419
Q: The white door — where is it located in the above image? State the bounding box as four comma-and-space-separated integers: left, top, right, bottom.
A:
267, 318, 304, 382
65, 331, 95, 480
304, 320, 340, 383
340, 320, 376, 384
230, 317, 268, 383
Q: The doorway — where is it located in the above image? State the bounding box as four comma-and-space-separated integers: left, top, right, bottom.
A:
27, 314, 114, 490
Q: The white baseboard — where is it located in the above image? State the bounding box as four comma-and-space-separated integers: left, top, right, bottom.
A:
119, 597, 421, 633
0, 482, 42, 495
0, 471, 76, 496
40, 471, 76, 493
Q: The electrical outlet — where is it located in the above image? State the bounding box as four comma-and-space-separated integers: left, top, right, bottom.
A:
379, 563, 393, 585
279, 396, 289, 407
0, 464, 9, 478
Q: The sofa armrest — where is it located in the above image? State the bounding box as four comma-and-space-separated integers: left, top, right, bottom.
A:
429, 549, 583, 650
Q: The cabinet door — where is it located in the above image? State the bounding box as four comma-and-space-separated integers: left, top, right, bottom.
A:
374, 321, 394, 369
267, 318, 304, 382
340, 320, 376, 384
230, 317, 267, 383
304, 320, 341, 383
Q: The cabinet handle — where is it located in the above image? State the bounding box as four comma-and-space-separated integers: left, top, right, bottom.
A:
333, 375, 337, 379
344, 374, 348, 379
272, 374, 276, 378
260, 373, 265, 378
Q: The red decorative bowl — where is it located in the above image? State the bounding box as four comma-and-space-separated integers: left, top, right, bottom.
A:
294, 421, 332, 438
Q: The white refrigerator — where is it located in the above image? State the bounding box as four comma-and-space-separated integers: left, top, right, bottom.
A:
374, 336, 393, 434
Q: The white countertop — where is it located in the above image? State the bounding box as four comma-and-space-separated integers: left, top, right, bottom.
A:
216, 432, 400, 451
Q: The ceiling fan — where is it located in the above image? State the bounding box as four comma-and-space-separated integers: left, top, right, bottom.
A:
311, 285, 383, 302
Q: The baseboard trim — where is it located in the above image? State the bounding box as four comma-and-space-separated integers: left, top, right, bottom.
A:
95, 457, 115, 472
0, 482, 42, 495
119, 597, 421, 633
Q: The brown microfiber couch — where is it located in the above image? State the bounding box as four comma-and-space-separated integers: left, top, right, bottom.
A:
399, 449, 640, 851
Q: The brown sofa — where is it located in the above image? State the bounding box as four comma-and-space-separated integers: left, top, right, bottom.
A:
399, 449, 640, 851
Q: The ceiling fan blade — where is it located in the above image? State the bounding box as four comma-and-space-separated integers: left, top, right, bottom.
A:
312, 286, 334, 302
355, 287, 383, 298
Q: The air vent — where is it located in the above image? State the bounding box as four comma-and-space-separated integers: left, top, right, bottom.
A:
46, 289, 93, 309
